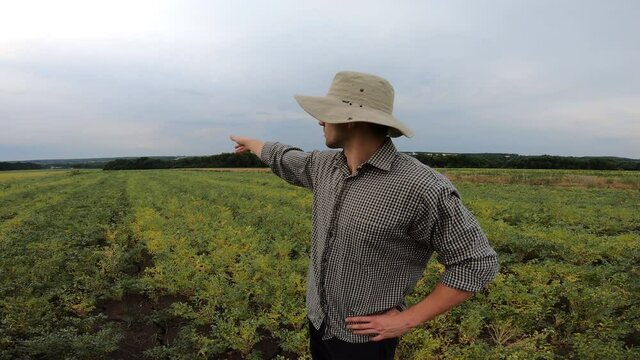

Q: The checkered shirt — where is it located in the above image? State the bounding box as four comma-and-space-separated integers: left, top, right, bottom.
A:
260, 138, 499, 343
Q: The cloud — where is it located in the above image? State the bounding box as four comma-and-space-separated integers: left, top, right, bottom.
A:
1, 0, 639, 160
526, 97, 640, 139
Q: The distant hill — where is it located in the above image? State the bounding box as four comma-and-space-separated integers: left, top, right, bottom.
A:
1, 156, 179, 170
102, 153, 265, 170
29, 156, 177, 165
2, 152, 639, 171
405, 152, 640, 170
102, 152, 640, 171
0, 162, 44, 171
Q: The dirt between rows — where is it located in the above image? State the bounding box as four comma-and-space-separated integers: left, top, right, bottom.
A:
97, 293, 298, 359
97, 294, 185, 359
97, 247, 294, 359
97, 182, 297, 359
97, 292, 294, 359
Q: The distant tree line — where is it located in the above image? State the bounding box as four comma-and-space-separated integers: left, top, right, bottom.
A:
102, 153, 266, 170
56, 162, 105, 169
412, 153, 640, 170
3, 152, 639, 171
0, 162, 44, 171
0, 162, 105, 171
103, 153, 640, 171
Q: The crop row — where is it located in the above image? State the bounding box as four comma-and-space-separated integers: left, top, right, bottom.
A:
0, 169, 638, 359
0, 172, 133, 359
124, 170, 312, 359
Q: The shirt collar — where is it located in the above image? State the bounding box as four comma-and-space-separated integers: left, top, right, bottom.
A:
366, 137, 397, 171
333, 137, 397, 173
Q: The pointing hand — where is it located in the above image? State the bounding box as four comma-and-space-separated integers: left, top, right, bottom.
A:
229, 135, 265, 156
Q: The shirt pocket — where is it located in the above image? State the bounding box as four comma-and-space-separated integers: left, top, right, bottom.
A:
349, 217, 404, 266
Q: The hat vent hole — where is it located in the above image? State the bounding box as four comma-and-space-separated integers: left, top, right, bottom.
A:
360, 88, 364, 92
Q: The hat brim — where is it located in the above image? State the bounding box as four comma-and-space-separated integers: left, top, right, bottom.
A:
294, 95, 414, 138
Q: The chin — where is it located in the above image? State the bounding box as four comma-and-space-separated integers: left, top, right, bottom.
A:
325, 140, 340, 149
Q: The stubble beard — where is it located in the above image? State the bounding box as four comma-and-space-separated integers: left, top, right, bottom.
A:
325, 139, 341, 149
324, 125, 347, 149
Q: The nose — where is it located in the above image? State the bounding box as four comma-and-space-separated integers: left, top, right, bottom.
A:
318, 120, 326, 127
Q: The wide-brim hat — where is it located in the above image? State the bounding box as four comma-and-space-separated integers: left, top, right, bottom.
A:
294, 71, 414, 138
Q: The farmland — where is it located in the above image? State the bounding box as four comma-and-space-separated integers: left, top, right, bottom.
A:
0, 168, 638, 359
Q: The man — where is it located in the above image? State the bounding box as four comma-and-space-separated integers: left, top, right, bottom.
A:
230, 71, 498, 360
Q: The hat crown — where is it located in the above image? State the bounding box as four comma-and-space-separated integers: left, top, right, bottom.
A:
326, 71, 394, 114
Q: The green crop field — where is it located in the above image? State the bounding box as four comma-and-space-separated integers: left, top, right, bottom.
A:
0, 168, 638, 359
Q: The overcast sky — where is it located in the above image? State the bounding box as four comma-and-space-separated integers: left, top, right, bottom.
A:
1, 0, 639, 161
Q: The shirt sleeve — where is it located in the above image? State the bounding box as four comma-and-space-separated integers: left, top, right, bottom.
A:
260, 141, 317, 191
411, 184, 499, 292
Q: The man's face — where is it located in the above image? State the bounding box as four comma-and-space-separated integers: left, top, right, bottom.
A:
318, 120, 349, 149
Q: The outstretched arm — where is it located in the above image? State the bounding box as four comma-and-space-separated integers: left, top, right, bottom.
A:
229, 135, 317, 190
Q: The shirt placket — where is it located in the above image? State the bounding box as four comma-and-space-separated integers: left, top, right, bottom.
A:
318, 164, 359, 338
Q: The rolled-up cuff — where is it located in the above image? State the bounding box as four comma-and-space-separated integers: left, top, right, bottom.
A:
440, 255, 499, 292
259, 141, 278, 164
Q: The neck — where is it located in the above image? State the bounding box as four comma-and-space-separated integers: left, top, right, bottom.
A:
342, 136, 387, 175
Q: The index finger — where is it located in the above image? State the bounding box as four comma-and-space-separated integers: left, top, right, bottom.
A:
345, 316, 372, 324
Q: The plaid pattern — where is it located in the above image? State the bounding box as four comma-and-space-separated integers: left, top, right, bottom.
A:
260, 138, 499, 343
